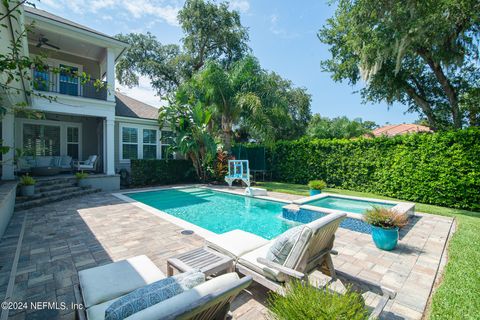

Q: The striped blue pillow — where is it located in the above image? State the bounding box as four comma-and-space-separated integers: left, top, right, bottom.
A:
266, 226, 303, 265
105, 270, 205, 320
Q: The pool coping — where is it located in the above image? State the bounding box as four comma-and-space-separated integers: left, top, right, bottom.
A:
292, 192, 415, 220
113, 185, 293, 239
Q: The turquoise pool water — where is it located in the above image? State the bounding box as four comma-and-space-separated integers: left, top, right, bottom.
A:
127, 188, 298, 239
305, 196, 395, 214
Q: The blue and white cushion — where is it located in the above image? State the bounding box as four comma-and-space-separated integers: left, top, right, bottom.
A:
104, 270, 205, 320
266, 226, 304, 265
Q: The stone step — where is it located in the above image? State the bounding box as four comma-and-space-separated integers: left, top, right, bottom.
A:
14, 188, 101, 211
36, 182, 77, 193
16, 186, 84, 203
35, 177, 77, 188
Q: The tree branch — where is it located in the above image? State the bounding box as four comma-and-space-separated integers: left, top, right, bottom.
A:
417, 49, 461, 128
404, 81, 437, 130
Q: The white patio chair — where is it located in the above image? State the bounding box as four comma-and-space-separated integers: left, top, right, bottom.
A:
75, 155, 99, 172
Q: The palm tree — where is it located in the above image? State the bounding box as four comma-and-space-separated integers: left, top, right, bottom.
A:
160, 102, 217, 182
196, 57, 271, 150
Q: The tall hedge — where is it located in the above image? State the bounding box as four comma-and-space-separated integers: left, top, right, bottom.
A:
265, 129, 480, 210
131, 160, 197, 186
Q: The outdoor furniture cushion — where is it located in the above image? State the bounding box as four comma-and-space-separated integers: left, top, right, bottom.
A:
79, 255, 165, 308
238, 243, 285, 282
52, 156, 62, 167
123, 272, 241, 320
85, 273, 241, 320
281, 226, 313, 269
17, 157, 33, 170
266, 225, 305, 265
35, 156, 53, 167
60, 155, 72, 168
85, 155, 97, 165
104, 270, 205, 320
206, 230, 269, 259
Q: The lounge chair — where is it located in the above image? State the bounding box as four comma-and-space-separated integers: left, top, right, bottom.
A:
75, 255, 252, 320
75, 155, 99, 172
238, 213, 346, 292
206, 213, 396, 319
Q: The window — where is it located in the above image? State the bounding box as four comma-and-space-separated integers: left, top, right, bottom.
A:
143, 129, 157, 159
161, 130, 174, 159
33, 69, 50, 91
122, 127, 138, 160
59, 64, 79, 96
67, 127, 79, 160
23, 124, 60, 156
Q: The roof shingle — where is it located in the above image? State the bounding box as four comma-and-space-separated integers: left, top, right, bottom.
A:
115, 92, 159, 120
371, 124, 432, 137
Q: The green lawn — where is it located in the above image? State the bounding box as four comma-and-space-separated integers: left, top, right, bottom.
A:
256, 181, 480, 320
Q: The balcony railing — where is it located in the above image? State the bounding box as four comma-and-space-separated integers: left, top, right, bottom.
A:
32, 68, 108, 101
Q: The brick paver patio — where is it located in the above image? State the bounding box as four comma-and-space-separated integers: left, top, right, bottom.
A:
0, 187, 453, 319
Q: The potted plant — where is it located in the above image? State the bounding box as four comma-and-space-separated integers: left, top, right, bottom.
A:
364, 207, 408, 251
19, 174, 36, 196
307, 180, 327, 196
75, 171, 89, 187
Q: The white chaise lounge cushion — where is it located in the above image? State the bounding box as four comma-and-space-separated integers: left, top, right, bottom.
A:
237, 243, 285, 282
206, 230, 269, 259
86, 273, 241, 320
79, 255, 165, 308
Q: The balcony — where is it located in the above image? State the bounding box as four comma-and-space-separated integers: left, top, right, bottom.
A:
32, 67, 108, 101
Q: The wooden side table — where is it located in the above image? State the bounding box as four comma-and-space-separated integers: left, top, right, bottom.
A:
167, 247, 234, 277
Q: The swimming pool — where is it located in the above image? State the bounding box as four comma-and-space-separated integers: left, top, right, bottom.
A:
126, 187, 299, 239
304, 196, 395, 214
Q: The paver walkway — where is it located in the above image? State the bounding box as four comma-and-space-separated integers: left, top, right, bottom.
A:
0, 187, 453, 319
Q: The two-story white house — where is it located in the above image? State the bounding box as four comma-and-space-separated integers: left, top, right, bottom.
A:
1, 6, 171, 190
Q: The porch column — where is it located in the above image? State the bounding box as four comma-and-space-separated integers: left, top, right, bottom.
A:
106, 48, 115, 102
105, 117, 115, 175
1, 112, 15, 180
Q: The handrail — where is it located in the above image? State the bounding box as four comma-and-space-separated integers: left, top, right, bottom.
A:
31, 67, 108, 101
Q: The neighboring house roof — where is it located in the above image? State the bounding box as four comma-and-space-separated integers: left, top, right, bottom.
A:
115, 92, 159, 120
24, 6, 128, 45
371, 124, 432, 137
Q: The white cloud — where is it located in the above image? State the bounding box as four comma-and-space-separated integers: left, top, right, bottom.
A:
91, 0, 115, 12
123, 0, 180, 26
116, 76, 165, 108
39, 0, 62, 9
38, 0, 181, 27
229, 0, 250, 13
269, 13, 298, 38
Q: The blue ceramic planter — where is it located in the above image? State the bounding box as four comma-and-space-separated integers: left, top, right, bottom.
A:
309, 189, 322, 196
371, 226, 399, 251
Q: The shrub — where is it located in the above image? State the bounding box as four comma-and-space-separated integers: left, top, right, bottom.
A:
130, 159, 197, 186
267, 281, 369, 320
75, 172, 89, 180
263, 128, 480, 210
364, 207, 408, 229
20, 175, 36, 186
308, 179, 327, 190
212, 150, 231, 182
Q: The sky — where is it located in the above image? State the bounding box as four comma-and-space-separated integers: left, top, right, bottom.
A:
36, 0, 420, 125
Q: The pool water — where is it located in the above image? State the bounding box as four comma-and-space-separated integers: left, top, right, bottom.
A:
306, 196, 395, 214
127, 188, 298, 239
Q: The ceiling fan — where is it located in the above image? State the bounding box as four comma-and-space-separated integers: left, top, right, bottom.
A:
36, 35, 60, 50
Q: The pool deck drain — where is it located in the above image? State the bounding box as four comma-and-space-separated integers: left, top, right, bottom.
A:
0, 186, 454, 320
